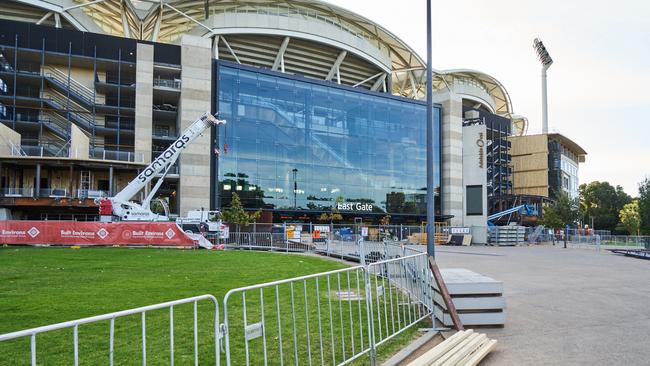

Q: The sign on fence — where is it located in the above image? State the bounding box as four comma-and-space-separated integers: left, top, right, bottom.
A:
220, 224, 230, 239
314, 225, 330, 233
0, 220, 194, 246
449, 227, 471, 234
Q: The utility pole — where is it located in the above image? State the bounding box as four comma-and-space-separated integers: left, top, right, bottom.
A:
426, 0, 435, 259
425, 0, 463, 331
292, 168, 298, 209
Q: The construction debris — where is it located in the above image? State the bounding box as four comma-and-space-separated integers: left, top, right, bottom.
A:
407, 330, 497, 366
434, 269, 506, 327
429, 257, 464, 331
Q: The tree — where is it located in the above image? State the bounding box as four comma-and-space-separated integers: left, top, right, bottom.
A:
220, 172, 266, 209
380, 215, 391, 226
579, 181, 632, 232
540, 192, 581, 230
619, 201, 641, 235
319, 196, 343, 223
639, 178, 650, 235
222, 192, 261, 232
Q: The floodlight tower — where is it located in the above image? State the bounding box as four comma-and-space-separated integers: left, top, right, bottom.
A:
533, 38, 553, 134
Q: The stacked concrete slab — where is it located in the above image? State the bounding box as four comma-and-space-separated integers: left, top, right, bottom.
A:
434, 268, 506, 327
489, 225, 526, 246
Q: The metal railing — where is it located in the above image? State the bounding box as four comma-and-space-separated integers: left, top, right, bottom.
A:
0, 188, 108, 200
366, 253, 433, 350
222, 251, 433, 366
0, 295, 221, 366
570, 234, 650, 250
77, 189, 109, 199
43, 66, 98, 106
223, 265, 369, 365
0, 243, 435, 366
42, 91, 95, 129
209, 232, 307, 252
38, 188, 69, 198
238, 223, 442, 242
154, 77, 182, 89
41, 114, 72, 140
210, 229, 430, 262
17, 142, 70, 158
0, 187, 34, 197
40, 213, 99, 221
90, 148, 145, 163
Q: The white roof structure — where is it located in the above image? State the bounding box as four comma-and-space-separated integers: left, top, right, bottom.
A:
4, 0, 518, 123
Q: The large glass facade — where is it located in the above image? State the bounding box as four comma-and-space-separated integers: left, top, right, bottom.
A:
215, 62, 440, 223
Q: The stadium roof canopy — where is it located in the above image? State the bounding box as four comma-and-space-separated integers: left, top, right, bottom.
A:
3, 0, 514, 116
430, 69, 514, 117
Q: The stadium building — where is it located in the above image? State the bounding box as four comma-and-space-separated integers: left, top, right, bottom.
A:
0, 1, 580, 242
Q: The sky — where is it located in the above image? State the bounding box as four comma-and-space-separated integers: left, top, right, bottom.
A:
329, 0, 650, 196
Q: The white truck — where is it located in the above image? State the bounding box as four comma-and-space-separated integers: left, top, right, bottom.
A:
177, 209, 227, 235
97, 112, 226, 223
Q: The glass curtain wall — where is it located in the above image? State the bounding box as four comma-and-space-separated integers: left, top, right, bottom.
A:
215, 62, 440, 223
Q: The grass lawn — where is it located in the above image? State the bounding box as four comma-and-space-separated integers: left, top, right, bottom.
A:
0, 247, 424, 365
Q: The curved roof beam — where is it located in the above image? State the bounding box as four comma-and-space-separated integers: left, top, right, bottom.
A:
13, 0, 105, 33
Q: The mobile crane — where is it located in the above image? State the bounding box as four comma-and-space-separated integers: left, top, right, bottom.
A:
97, 112, 226, 222
487, 204, 536, 227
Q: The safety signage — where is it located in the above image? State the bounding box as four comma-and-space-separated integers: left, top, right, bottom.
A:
0, 221, 195, 246
361, 227, 368, 237
314, 225, 330, 233
219, 224, 229, 239
449, 227, 471, 234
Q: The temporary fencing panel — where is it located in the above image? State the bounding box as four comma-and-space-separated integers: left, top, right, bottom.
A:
366, 253, 433, 349
1, 243, 436, 365
209, 232, 307, 252
221, 252, 434, 366
0, 295, 220, 366
222, 266, 371, 366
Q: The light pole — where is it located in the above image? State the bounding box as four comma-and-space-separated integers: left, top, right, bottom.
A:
292, 168, 298, 209
533, 38, 553, 134
426, 0, 435, 258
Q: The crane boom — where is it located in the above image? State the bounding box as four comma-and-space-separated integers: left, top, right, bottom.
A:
100, 112, 226, 221
487, 204, 536, 225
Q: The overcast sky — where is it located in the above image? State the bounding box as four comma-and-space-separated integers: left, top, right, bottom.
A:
329, 0, 650, 196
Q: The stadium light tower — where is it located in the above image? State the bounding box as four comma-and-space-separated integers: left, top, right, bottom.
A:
534, 38, 553, 134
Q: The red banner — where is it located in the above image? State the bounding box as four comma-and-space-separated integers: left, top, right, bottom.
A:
0, 221, 195, 247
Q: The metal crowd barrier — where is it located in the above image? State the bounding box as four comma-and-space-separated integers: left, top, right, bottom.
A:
210, 232, 309, 252
221, 251, 433, 366
365, 253, 433, 351
222, 265, 370, 365
1, 243, 434, 366
0, 295, 221, 366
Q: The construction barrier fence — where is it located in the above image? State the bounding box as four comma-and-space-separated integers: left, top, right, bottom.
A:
0, 245, 435, 366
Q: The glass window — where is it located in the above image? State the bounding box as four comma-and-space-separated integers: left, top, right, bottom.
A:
466, 185, 483, 216
216, 63, 440, 222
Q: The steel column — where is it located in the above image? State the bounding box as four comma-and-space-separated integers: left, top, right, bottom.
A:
541, 67, 548, 134
35, 164, 41, 198
108, 165, 114, 196
426, 0, 435, 258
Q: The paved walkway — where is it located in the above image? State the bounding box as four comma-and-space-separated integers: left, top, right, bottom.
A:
434, 245, 650, 366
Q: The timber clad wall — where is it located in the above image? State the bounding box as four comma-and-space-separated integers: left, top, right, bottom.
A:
510, 134, 549, 197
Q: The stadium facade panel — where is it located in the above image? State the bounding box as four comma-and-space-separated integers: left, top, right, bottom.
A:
214, 61, 440, 223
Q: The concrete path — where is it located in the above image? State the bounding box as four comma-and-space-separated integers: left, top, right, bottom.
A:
434, 245, 650, 365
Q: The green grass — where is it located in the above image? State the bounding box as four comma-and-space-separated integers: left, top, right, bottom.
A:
0, 247, 425, 365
